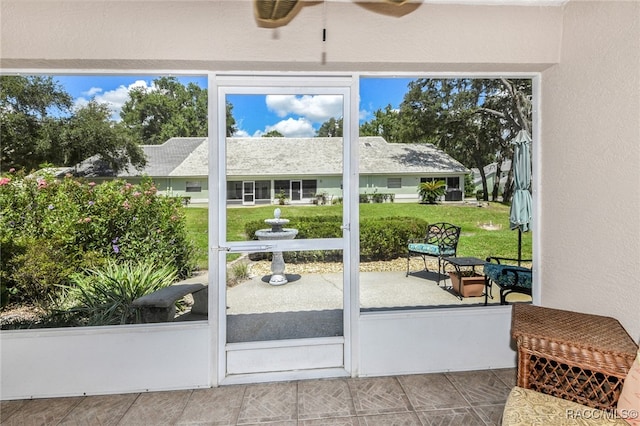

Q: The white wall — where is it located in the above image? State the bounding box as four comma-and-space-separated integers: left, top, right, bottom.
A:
1, 1, 562, 72
541, 1, 640, 341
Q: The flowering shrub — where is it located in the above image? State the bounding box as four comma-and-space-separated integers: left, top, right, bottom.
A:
0, 170, 195, 307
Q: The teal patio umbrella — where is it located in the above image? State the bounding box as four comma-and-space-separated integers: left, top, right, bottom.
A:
509, 129, 533, 265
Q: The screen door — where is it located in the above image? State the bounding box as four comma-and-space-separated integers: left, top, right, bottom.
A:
211, 76, 357, 382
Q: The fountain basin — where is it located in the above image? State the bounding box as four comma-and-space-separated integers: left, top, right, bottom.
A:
255, 228, 299, 240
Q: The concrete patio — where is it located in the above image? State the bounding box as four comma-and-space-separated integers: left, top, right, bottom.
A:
176, 267, 530, 343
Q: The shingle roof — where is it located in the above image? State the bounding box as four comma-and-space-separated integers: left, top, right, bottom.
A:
118, 137, 206, 177
72, 136, 469, 178
226, 137, 468, 176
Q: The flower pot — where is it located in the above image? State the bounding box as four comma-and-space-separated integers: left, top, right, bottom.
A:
448, 272, 486, 298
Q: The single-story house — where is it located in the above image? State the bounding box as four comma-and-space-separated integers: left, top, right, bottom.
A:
61, 136, 469, 205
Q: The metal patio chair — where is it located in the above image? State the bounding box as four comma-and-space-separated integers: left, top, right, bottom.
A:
483, 256, 532, 305
406, 222, 461, 280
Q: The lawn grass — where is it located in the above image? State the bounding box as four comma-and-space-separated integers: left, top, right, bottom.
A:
183, 202, 532, 270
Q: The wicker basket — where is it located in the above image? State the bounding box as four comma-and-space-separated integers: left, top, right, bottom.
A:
511, 304, 638, 410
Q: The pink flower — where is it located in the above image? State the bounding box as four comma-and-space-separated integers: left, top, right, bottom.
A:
37, 179, 47, 189
88, 182, 96, 187
83, 217, 91, 223
0, 177, 11, 186
9, 168, 15, 173
133, 191, 141, 197
122, 200, 130, 210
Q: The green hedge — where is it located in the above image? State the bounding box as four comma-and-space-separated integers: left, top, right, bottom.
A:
245, 216, 429, 262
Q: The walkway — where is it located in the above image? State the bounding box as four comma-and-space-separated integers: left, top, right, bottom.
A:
1, 368, 514, 425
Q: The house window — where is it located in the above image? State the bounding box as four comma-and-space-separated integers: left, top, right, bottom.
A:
420, 177, 440, 183
446, 177, 460, 189
274, 180, 290, 197
302, 180, 317, 198
186, 181, 202, 193
254, 180, 271, 200
227, 181, 242, 200
387, 177, 401, 189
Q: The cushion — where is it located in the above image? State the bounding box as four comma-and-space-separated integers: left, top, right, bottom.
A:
484, 263, 532, 289
408, 243, 455, 257
618, 349, 640, 425
502, 386, 628, 425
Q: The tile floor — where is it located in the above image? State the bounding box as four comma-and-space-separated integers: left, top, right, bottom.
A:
1, 368, 514, 425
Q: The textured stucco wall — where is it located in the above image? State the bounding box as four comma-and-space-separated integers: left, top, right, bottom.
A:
541, 1, 640, 341
1, 1, 562, 72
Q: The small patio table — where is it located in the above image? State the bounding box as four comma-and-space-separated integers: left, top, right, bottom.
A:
444, 256, 490, 300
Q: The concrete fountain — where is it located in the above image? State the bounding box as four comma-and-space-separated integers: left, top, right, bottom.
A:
255, 208, 299, 285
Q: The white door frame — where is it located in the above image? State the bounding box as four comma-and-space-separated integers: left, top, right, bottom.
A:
209, 75, 359, 385
290, 179, 302, 202
242, 180, 255, 205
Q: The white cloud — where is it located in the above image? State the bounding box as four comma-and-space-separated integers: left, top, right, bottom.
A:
266, 95, 343, 123
266, 117, 316, 138
73, 80, 152, 121
83, 87, 103, 97
233, 129, 250, 137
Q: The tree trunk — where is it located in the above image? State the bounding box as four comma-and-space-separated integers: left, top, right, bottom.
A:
502, 168, 515, 203
474, 157, 490, 201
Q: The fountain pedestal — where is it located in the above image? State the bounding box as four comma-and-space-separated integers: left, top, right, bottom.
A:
254, 208, 298, 286
267, 251, 289, 285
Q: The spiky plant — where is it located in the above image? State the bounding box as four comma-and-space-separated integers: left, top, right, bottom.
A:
418, 180, 446, 204
66, 260, 177, 325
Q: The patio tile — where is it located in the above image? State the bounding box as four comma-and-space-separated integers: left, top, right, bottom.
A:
347, 377, 412, 416
57, 393, 138, 425
472, 404, 505, 426
117, 390, 192, 425
357, 411, 423, 425
0, 396, 83, 426
0, 400, 26, 422
417, 407, 486, 425
298, 378, 356, 420
299, 418, 359, 426
445, 370, 511, 406
236, 382, 297, 424
0, 369, 515, 425
397, 373, 469, 411
175, 386, 245, 425
491, 368, 517, 388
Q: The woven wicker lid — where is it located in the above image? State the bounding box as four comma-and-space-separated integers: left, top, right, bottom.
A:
511, 304, 638, 355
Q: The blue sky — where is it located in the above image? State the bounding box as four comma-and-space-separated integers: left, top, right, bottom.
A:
52, 75, 414, 138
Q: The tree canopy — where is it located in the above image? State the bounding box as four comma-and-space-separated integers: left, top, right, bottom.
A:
0, 76, 145, 173
358, 78, 532, 201
262, 130, 284, 137
1, 76, 72, 172
60, 100, 146, 172
0, 75, 240, 174
316, 117, 343, 137
120, 77, 208, 144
